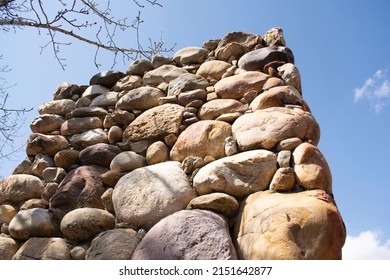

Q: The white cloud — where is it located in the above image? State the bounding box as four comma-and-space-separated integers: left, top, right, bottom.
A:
343, 230, 390, 260
354, 69, 390, 112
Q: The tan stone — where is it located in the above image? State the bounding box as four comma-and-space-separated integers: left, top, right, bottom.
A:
30, 114, 64, 134
262, 77, 285, 90
68, 128, 108, 150
110, 151, 146, 173
61, 117, 102, 136
193, 150, 277, 197
116, 86, 166, 111
234, 190, 346, 259
112, 75, 142, 91
187, 193, 239, 217
146, 141, 169, 165
143, 65, 188, 86
196, 60, 232, 81
12, 237, 71, 260
123, 104, 184, 142
0, 174, 44, 204
60, 208, 115, 242
38, 99, 76, 116
0, 236, 19, 260
101, 188, 114, 213
269, 167, 295, 191
277, 63, 302, 93
214, 71, 269, 99
170, 120, 232, 161
262, 27, 287, 47
108, 126, 123, 144
54, 149, 80, 170
198, 99, 244, 120
26, 133, 70, 156
173, 46, 209, 66
293, 143, 332, 193
0, 204, 18, 224
232, 107, 320, 151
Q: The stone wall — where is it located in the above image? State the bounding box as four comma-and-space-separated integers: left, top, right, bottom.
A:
0, 27, 346, 260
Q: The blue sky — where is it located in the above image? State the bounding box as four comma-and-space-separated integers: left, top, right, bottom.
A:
1, 0, 390, 259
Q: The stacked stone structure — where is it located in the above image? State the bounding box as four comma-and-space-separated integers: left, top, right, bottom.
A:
0, 27, 346, 260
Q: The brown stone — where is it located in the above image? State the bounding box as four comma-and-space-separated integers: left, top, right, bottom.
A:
214, 71, 269, 99
54, 149, 80, 170
146, 141, 169, 165
170, 120, 232, 161
112, 75, 142, 91
196, 60, 232, 81
26, 133, 70, 156
30, 114, 64, 134
116, 86, 166, 111
173, 46, 209, 66
198, 99, 244, 120
0, 174, 44, 204
269, 167, 295, 191
68, 128, 108, 150
12, 237, 71, 260
38, 99, 76, 116
0, 236, 19, 260
79, 143, 121, 168
187, 193, 239, 217
61, 117, 102, 136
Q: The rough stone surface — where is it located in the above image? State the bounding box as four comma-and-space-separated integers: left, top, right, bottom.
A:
232, 107, 320, 151
127, 59, 154, 76
0, 174, 44, 204
113, 161, 196, 229
278, 63, 302, 93
269, 167, 295, 191
234, 190, 346, 259
167, 73, 209, 97
38, 99, 76, 116
214, 31, 262, 61
60, 208, 115, 242
86, 229, 140, 260
54, 149, 80, 170
31, 154, 54, 177
170, 120, 232, 161
132, 210, 237, 260
61, 117, 102, 136
187, 193, 239, 217
112, 75, 142, 91
143, 65, 188, 86
196, 60, 232, 81
30, 114, 64, 134
49, 165, 108, 216
0, 204, 18, 224
9, 208, 57, 240
262, 27, 287, 47
193, 150, 277, 197
89, 91, 119, 108
123, 104, 184, 142
12, 237, 71, 260
293, 143, 332, 193
53, 82, 81, 100
0, 236, 19, 260
214, 71, 269, 99
26, 133, 70, 156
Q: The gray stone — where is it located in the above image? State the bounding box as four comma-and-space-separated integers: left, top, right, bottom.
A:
42, 167, 66, 183
113, 161, 196, 229
82, 85, 110, 99
193, 150, 277, 197
132, 210, 237, 260
173, 46, 209, 66
110, 151, 146, 173
38, 99, 76, 116
112, 75, 142, 91
167, 73, 209, 97
89, 91, 119, 108
127, 59, 153, 76
277, 63, 302, 93
9, 208, 57, 240
31, 154, 55, 177
61, 117, 102, 136
152, 54, 172, 68
68, 128, 108, 150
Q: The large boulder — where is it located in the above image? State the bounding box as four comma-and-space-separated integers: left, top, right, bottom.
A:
0, 174, 44, 204
49, 165, 108, 216
233, 190, 346, 259
193, 150, 277, 197
112, 161, 196, 229
170, 120, 232, 161
123, 104, 184, 142
196, 60, 232, 81
30, 114, 64, 134
214, 71, 269, 99
232, 107, 320, 151
12, 237, 71, 260
293, 143, 332, 193
60, 208, 115, 242
132, 210, 237, 260
86, 229, 140, 260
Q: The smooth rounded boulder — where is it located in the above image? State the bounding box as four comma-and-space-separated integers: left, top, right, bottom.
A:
132, 210, 237, 260
0, 174, 44, 204
12, 237, 71, 260
234, 190, 346, 260
112, 161, 196, 229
